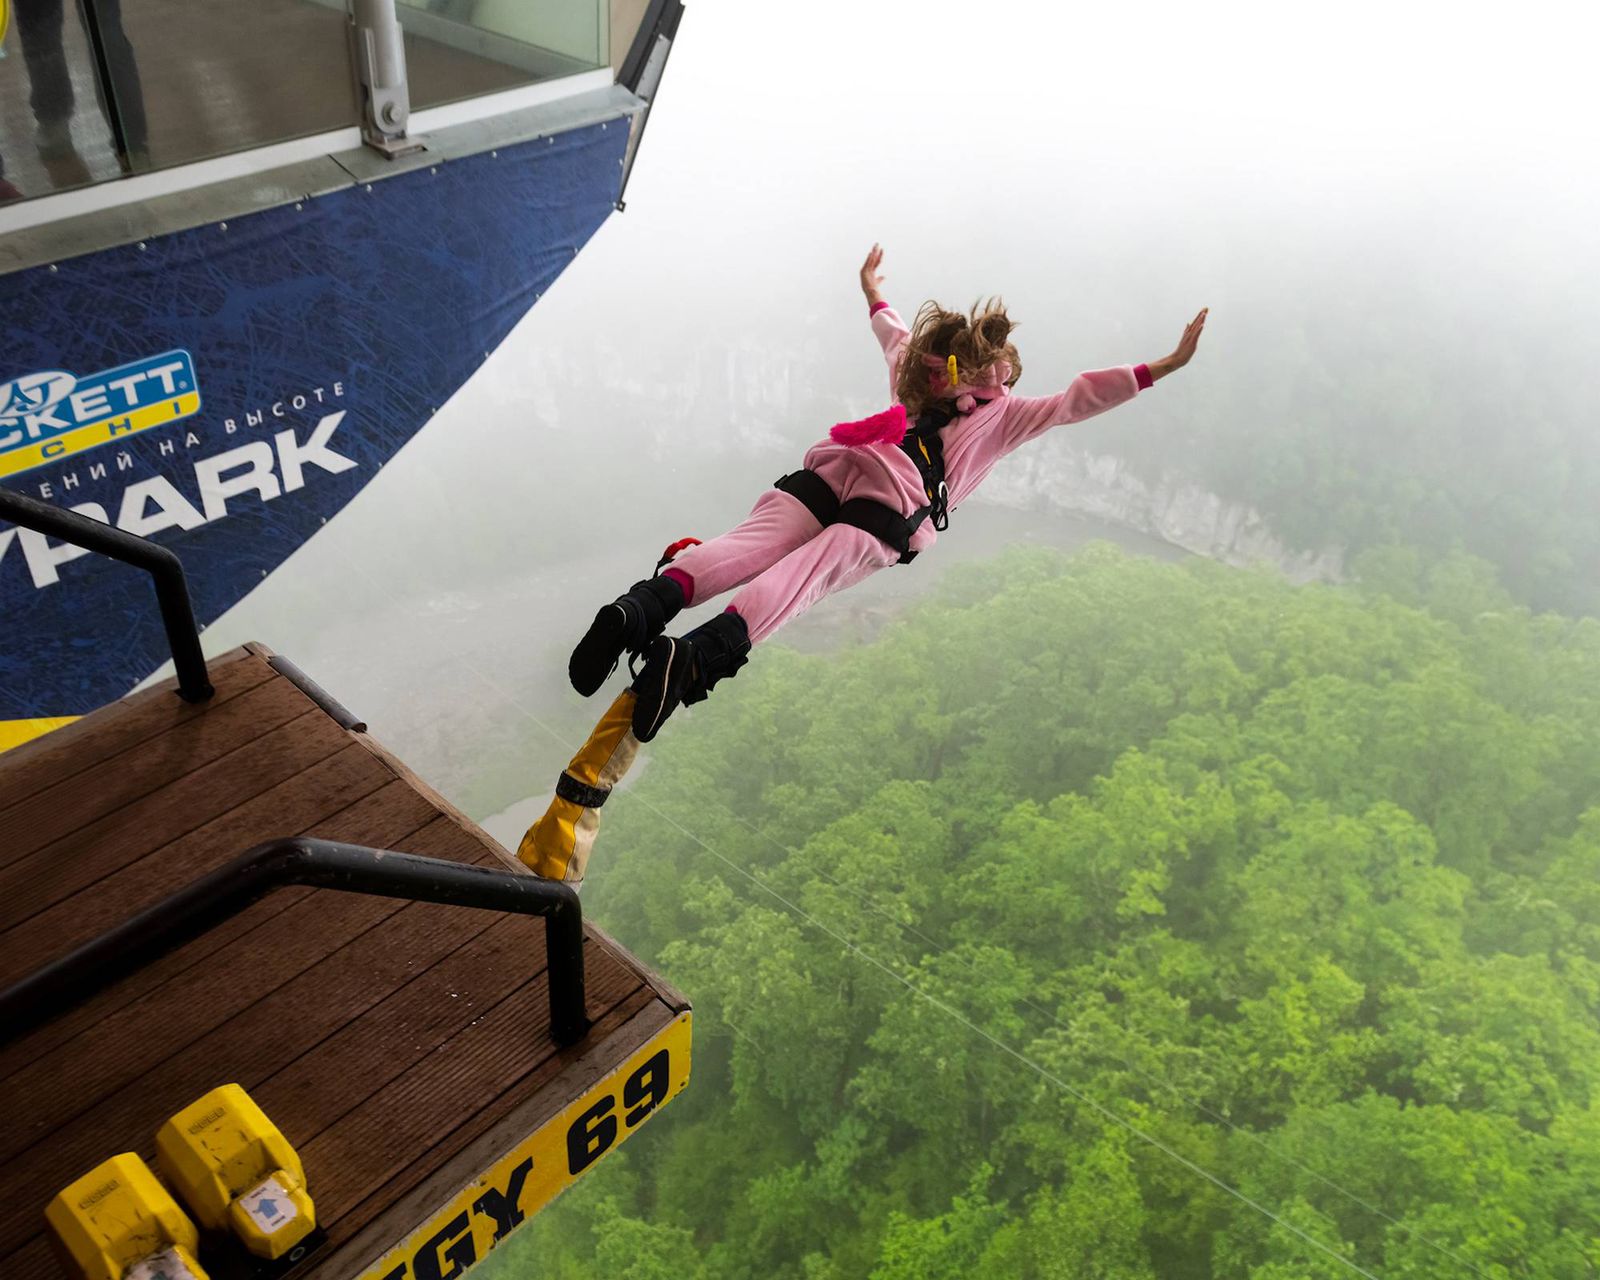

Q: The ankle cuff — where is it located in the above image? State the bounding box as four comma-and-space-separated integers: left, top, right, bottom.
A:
662, 566, 694, 605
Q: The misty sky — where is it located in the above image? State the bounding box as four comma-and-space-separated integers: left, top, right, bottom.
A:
598, 0, 1600, 316
526, 0, 1600, 440
193, 0, 1600, 809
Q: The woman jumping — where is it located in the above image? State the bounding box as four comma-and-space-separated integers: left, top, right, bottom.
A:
569, 245, 1207, 742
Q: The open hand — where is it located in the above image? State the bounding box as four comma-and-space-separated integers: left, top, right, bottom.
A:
1148, 308, 1208, 380
860, 244, 885, 305
1171, 307, 1207, 368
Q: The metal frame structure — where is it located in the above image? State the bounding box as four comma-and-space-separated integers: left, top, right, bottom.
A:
616, 0, 685, 208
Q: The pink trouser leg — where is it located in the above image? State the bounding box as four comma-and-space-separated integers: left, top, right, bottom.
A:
665, 489, 822, 604
726, 522, 899, 644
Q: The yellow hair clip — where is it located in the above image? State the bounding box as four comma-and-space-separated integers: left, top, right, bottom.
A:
947, 354, 959, 387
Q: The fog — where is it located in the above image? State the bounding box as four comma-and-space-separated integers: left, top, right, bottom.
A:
61, 4, 1600, 1273
189, 0, 1600, 824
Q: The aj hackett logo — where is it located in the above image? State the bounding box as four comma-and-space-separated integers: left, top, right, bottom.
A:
0, 373, 357, 592
0, 351, 202, 479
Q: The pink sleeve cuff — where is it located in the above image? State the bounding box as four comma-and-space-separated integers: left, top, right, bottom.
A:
1134, 363, 1153, 390
869, 300, 890, 316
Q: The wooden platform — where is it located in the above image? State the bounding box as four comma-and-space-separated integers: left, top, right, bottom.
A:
0, 643, 689, 1279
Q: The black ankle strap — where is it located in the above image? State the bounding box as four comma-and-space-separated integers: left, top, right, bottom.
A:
681, 612, 751, 704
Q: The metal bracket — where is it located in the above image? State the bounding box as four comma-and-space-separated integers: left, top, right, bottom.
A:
267, 654, 367, 732
350, 0, 426, 158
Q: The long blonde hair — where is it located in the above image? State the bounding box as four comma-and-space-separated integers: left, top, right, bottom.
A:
894, 298, 1021, 418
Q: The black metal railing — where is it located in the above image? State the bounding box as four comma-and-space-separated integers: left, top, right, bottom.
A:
0, 488, 213, 703
0, 837, 589, 1047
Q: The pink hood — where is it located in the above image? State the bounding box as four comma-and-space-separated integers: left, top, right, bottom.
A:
828, 356, 1014, 448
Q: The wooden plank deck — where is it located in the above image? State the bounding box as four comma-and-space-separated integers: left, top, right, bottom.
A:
0, 643, 689, 1279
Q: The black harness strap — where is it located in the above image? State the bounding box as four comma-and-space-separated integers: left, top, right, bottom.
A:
901, 403, 953, 531
771, 404, 956, 565
835, 496, 931, 563
774, 470, 929, 564
773, 467, 839, 526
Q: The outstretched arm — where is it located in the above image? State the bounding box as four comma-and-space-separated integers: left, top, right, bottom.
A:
860, 243, 910, 392
997, 308, 1208, 452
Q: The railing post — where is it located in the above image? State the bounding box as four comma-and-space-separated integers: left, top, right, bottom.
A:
0, 489, 213, 703
350, 0, 424, 157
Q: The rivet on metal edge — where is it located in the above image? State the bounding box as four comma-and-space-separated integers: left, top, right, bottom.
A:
295, 202, 304, 211
219, 221, 228, 231
48, 264, 58, 272
137, 242, 147, 250
365, 183, 373, 192
431, 166, 438, 174
491, 149, 498, 157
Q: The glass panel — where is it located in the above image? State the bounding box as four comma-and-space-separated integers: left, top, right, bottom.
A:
607, 0, 651, 76
0, 0, 126, 202
400, 0, 606, 111
103, 0, 359, 174
0, 0, 610, 205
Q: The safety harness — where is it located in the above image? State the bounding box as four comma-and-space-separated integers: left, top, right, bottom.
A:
773, 403, 957, 564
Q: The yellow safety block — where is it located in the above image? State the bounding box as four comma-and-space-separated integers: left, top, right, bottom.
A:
0, 716, 80, 754
45, 1153, 208, 1280
518, 687, 641, 885
156, 1084, 315, 1261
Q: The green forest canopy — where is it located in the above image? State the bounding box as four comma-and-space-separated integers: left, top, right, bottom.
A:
481, 544, 1600, 1278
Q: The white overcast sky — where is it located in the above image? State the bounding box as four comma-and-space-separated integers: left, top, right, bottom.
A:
657, 0, 1600, 197
534, 0, 1600, 377
641, 3, 1593, 217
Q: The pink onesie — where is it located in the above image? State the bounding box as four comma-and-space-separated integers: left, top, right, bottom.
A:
663, 303, 1152, 644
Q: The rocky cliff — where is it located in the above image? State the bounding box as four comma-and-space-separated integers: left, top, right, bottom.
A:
980, 443, 1345, 585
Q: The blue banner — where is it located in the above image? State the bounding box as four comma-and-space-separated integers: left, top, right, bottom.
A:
0, 120, 626, 725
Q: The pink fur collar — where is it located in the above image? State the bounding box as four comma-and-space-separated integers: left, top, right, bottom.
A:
830, 404, 908, 447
